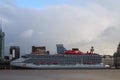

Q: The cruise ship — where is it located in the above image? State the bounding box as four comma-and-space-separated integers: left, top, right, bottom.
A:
10, 46, 107, 69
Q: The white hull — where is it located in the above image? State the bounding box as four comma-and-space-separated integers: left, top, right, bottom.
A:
10, 54, 109, 69
10, 62, 108, 69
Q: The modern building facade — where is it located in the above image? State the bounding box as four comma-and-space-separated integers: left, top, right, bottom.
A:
10, 46, 20, 60
56, 44, 67, 54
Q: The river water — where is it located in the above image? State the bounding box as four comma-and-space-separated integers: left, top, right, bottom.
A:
0, 69, 119, 80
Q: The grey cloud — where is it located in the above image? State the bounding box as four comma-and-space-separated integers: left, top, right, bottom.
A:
100, 26, 120, 42
73, 0, 120, 11
1, 0, 120, 55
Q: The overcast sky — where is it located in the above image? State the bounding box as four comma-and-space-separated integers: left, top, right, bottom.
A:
0, 0, 120, 55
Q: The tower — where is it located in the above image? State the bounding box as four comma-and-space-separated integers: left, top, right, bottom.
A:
113, 43, 120, 68
117, 43, 120, 53
0, 19, 5, 60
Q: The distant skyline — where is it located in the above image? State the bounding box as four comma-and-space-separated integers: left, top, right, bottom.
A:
1, 0, 120, 55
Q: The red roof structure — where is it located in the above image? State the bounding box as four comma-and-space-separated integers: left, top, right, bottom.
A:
64, 49, 84, 55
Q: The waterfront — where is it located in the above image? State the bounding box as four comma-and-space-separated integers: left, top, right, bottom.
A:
0, 69, 120, 80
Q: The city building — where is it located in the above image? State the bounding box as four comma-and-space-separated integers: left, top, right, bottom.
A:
10, 46, 20, 60
113, 43, 120, 68
32, 46, 49, 55
56, 44, 67, 54
102, 55, 113, 67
